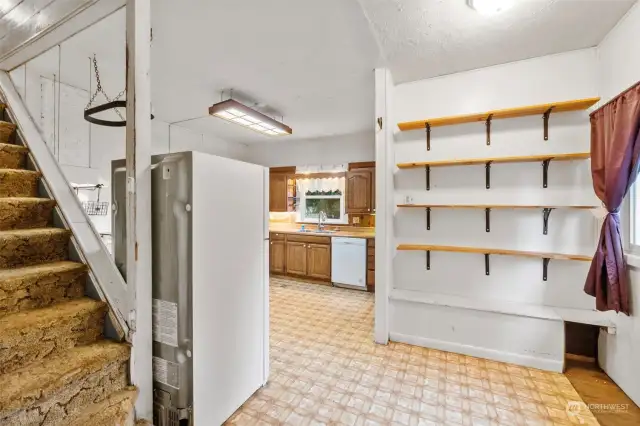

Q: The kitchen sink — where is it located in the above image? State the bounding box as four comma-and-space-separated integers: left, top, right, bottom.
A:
297, 229, 337, 234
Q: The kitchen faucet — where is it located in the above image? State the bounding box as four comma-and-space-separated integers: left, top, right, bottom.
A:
318, 210, 327, 230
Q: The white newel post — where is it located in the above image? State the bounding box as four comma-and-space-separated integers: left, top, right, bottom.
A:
126, 0, 153, 421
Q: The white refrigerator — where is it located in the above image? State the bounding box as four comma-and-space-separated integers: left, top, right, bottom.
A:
112, 151, 270, 426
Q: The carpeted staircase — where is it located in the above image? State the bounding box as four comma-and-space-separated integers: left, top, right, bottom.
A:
0, 112, 137, 425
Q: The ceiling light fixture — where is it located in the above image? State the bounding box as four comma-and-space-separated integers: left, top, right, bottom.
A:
467, 0, 512, 15
208, 99, 292, 136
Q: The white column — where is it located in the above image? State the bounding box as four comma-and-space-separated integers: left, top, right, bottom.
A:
374, 68, 394, 344
126, 0, 153, 420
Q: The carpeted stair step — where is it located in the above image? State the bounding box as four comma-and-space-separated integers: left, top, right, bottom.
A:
66, 387, 138, 426
0, 169, 40, 197
0, 143, 28, 169
0, 340, 130, 426
0, 297, 107, 374
0, 228, 70, 269
0, 121, 16, 145
0, 261, 87, 317
0, 197, 56, 230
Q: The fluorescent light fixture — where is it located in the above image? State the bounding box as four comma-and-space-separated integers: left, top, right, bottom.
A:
467, 0, 512, 15
209, 99, 292, 136
232, 117, 254, 126
243, 116, 261, 124
227, 108, 245, 117
215, 111, 236, 120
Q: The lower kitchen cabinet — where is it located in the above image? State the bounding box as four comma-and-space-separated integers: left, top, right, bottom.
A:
286, 241, 308, 276
367, 238, 375, 292
269, 240, 285, 274
306, 243, 332, 280
270, 232, 332, 282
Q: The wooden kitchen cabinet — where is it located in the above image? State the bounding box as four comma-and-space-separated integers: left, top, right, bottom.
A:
285, 241, 308, 276
269, 239, 286, 274
269, 172, 288, 212
270, 234, 332, 282
346, 169, 372, 214
371, 168, 376, 212
306, 243, 332, 280
367, 238, 375, 292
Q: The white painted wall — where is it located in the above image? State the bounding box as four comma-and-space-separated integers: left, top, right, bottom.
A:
245, 131, 374, 167
9, 51, 248, 235
595, 0, 640, 406
388, 49, 604, 371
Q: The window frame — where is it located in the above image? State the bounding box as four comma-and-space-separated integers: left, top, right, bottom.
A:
627, 183, 639, 254
298, 193, 348, 224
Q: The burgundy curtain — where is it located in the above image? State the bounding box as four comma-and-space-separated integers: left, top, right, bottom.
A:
585, 82, 640, 315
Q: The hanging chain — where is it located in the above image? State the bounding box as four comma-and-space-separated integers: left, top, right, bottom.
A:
85, 55, 101, 110
85, 54, 125, 120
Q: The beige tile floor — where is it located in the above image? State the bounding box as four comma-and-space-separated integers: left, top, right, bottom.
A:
226, 277, 599, 426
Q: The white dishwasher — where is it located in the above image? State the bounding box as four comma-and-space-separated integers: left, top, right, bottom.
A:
331, 237, 367, 290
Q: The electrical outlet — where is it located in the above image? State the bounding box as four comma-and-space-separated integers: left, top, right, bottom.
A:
353, 216, 360, 224
405, 195, 414, 204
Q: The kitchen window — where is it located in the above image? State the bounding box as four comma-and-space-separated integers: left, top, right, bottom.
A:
297, 177, 347, 224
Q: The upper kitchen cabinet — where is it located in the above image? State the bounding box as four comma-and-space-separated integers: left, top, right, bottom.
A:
269, 166, 296, 212
346, 162, 375, 214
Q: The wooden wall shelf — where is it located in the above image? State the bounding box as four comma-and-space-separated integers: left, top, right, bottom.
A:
398, 98, 600, 127
397, 244, 591, 281
397, 244, 591, 261
398, 97, 599, 148
396, 204, 598, 209
398, 152, 590, 191
397, 204, 599, 234
397, 152, 590, 169
398, 98, 599, 130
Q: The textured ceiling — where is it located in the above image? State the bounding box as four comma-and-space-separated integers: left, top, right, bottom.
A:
357, 0, 637, 83
14, 0, 636, 145
17, 0, 380, 145
150, 0, 380, 144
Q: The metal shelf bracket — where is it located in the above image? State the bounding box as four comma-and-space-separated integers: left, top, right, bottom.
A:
543, 258, 551, 281
426, 207, 431, 231
543, 208, 553, 235
485, 254, 490, 276
425, 122, 431, 151
485, 161, 492, 189
485, 114, 493, 146
542, 108, 553, 141
542, 159, 551, 188
485, 208, 491, 232
425, 165, 431, 191
426, 250, 431, 270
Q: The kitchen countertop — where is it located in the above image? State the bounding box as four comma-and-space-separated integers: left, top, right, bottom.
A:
269, 224, 375, 238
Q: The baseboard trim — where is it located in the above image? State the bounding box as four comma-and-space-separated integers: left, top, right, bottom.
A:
390, 332, 564, 372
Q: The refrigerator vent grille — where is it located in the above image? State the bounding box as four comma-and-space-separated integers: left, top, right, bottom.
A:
153, 401, 182, 426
